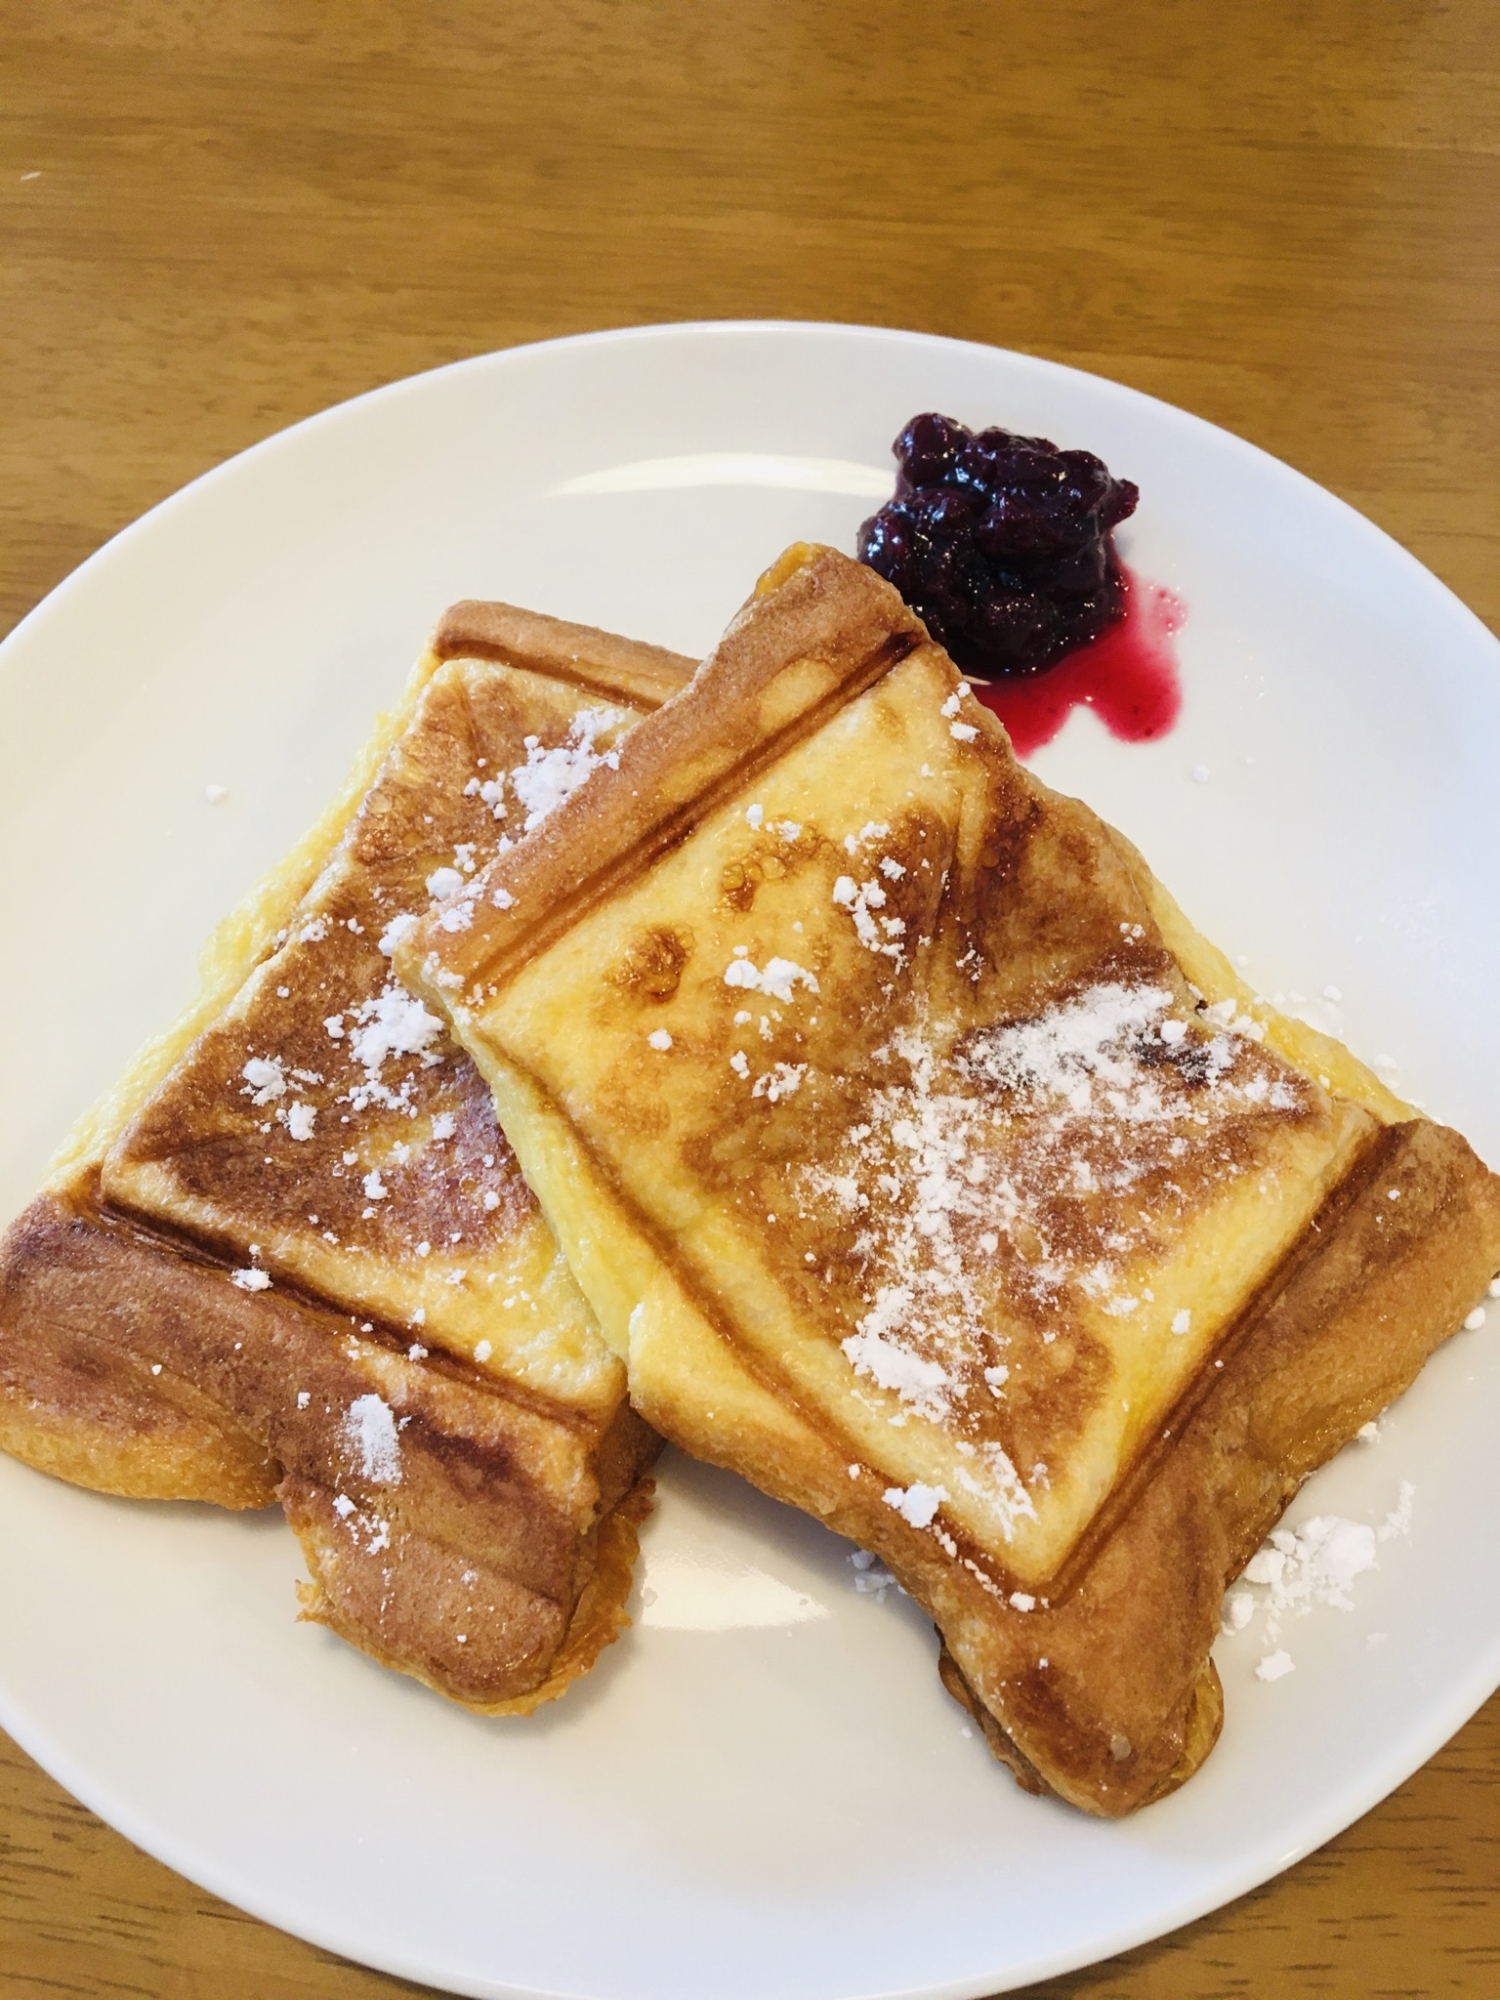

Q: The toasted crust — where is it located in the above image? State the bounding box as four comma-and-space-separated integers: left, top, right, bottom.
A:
291, 1472, 656, 1714
0, 1173, 660, 1704
0, 606, 690, 1710
0, 1193, 280, 1510
434, 600, 695, 711
404, 548, 1500, 1809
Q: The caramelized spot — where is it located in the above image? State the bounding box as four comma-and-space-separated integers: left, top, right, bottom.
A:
719, 859, 759, 913
610, 926, 692, 1003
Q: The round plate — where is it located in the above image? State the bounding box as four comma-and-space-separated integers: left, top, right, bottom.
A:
1, 323, 1497, 2000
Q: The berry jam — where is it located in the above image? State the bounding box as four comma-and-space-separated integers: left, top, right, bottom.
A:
857, 411, 1183, 758
858, 413, 1140, 679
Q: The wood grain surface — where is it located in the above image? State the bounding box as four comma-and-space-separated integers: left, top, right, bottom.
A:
2, 3, 1497, 1995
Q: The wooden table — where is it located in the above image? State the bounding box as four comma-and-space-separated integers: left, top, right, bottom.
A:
3, 5, 1497, 1994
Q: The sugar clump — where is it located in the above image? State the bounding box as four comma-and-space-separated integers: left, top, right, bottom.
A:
341, 1393, 402, 1484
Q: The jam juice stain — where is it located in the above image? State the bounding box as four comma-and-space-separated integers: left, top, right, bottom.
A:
970, 567, 1185, 759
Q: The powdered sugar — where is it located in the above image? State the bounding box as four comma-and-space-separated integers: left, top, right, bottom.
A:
802, 1023, 1037, 1533
230, 1266, 271, 1292
510, 707, 625, 832
1244, 1515, 1379, 1618
1222, 1482, 1416, 1677
425, 865, 464, 902
723, 955, 820, 1003
340, 1392, 402, 1485
464, 773, 509, 820
284, 1101, 317, 1142
844, 1322, 952, 1416
751, 1061, 804, 1103
883, 1481, 948, 1529
832, 874, 906, 961
342, 981, 445, 1114
849, 1548, 898, 1599
241, 1056, 287, 1105
961, 982, 1263, 1116
377, 912, 418, 957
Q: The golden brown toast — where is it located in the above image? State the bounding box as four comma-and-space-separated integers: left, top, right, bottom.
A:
400, 546, 1500, 1807
0, 603, 692, 1711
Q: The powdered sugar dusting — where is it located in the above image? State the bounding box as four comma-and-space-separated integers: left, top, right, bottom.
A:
284, 1101, 317, 1142
723, 956, 820, 1003
1222, 1481, 1415, 1676
341, 983, 446, 1115
883, 1481, 949, 1529
340, 1392, 402, 1485
425, 865, 464, 902
751, 1061, 805, 1103
844, 1322, 951, 1416
796, 980, 1317, 1530
241, 1056, 287, 1105
849, 1548, 898, 1599
832, 873, 906, 962
960, 982, 1291, 1116
510, 707, 626, 832
377, 911, 418, 957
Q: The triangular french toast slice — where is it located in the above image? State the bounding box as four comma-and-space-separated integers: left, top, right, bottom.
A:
400, 546, 1500, 1808
0, 604, 692, 1711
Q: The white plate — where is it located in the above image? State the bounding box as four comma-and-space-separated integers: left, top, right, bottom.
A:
2, 323, 1498, 2000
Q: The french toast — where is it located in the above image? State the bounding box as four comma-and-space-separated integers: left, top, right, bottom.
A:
400, 546, 1500, 1810
0, 603, 693, 1710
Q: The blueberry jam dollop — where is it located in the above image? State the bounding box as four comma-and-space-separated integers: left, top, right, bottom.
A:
857, 413, 1140, 679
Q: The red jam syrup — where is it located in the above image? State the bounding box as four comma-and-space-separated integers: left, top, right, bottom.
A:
969, 566, 1185, 759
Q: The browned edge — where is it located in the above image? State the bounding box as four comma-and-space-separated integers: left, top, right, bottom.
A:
434, 599, 694, 711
